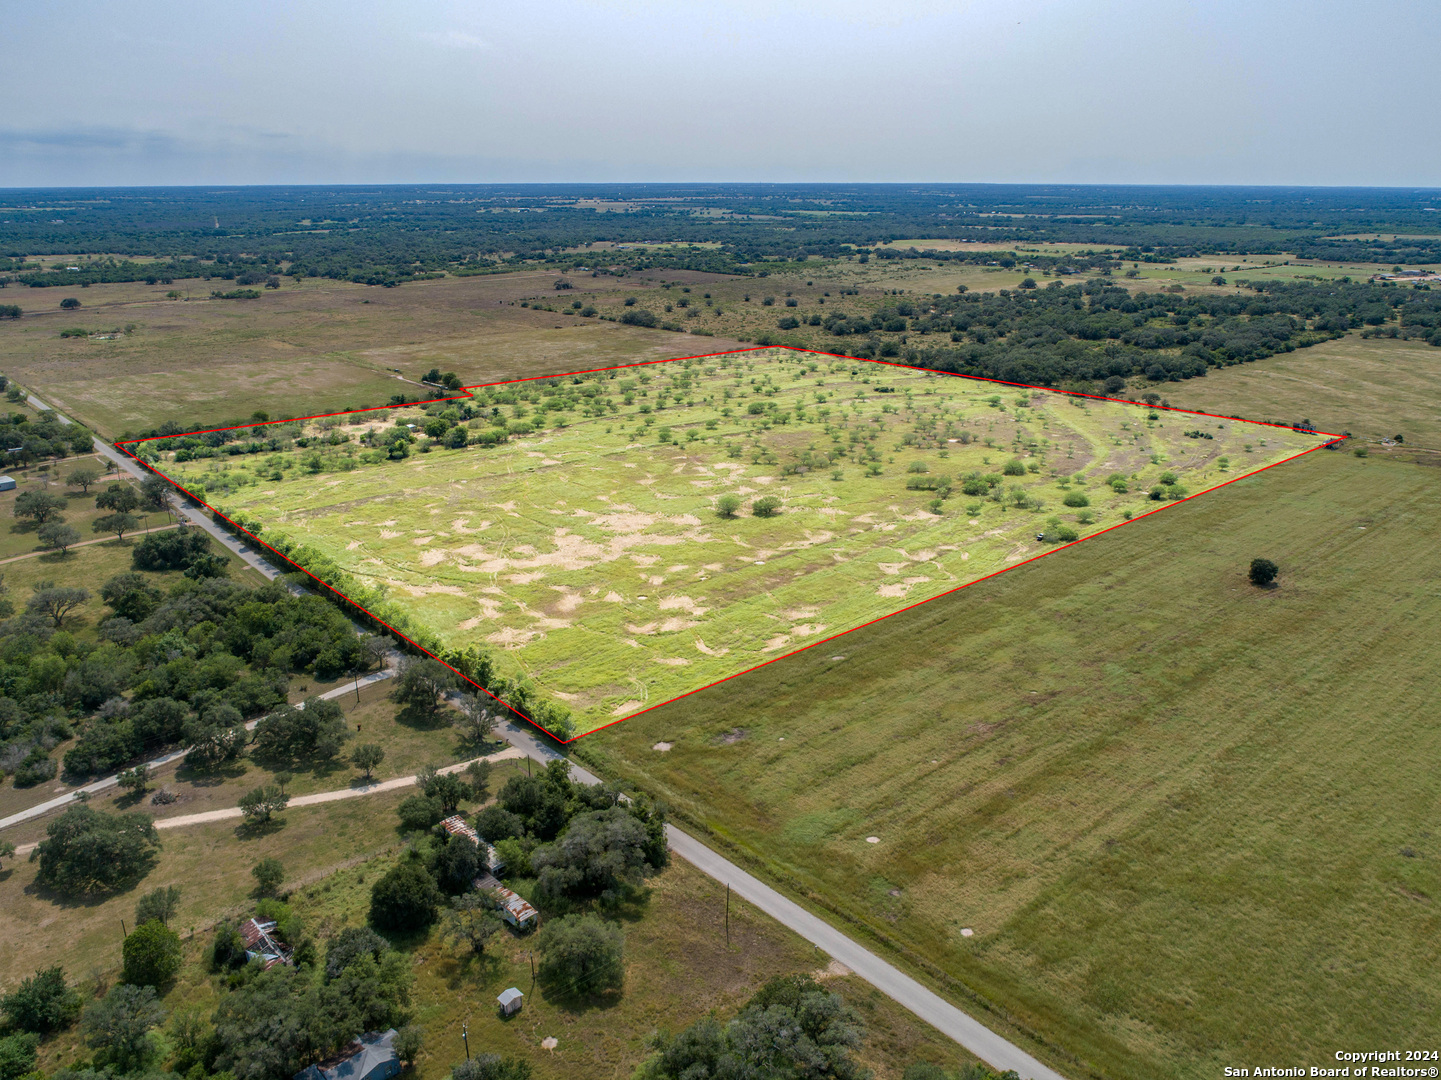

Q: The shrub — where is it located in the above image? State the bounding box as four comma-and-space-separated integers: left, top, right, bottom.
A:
751, 496, 781, 518
1249, 558, 1279, 587
1, 966, 82, 1033
715, 493, 741, 519
210, 923, 248, 972
1002, 458, 1027, 476
0, 1032, 39, 1079
80, 983, 165, 1073
251, 858, 284, 898
238, 784, 289, 822
473, 805, 523, 843
369, 860, 441, 932
453, 1056, 533, 1080
536, 913, 625, 996
134, 884, 181, 927
619, 309, 657, 328
122, 920, 182, 988
12, 750, 56, 787
325, 926, 390, 979
397, 793, 444, 832
131, 529, 212, 572
1063, 491, 1090, 507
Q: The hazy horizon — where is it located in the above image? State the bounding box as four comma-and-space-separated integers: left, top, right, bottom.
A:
3, 1, 1439, 188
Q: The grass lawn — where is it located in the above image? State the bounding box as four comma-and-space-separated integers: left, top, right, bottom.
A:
152, 349, 1322, 734
576, 448, 1441, 1080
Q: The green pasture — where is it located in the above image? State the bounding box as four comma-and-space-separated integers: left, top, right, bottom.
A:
577, 449, 1441, 1080
158, 350, 1321, 733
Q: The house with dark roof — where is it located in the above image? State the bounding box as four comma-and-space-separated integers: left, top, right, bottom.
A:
293, 1029, 400, 1080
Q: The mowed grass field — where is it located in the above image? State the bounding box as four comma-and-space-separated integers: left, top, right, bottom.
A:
576, 448, 1441, 1080
156, 350, 1321, 733
1163, 334, 1441, 449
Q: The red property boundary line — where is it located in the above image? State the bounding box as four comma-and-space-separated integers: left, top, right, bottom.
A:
116, 346, 1342, 745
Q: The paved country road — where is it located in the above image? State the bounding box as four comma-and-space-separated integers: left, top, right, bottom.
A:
665, 828, 1067, 1080
91, 436, 291, 582
494, 721, 1068, 1080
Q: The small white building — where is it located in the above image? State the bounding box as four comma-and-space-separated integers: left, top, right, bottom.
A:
0, 477, 15, 492
497, 988, 523, 1017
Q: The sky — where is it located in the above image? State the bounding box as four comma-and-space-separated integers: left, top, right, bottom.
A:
2, 0, 1438, 188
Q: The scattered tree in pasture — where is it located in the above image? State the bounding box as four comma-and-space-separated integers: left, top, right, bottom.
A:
59, 298, 81, 310
122, 919, 183, 988
93, 511, 140, 540
25, 583, 89, 627
117, 763, 150, 795
418, 763, 469, 814
465, 758, 492, 801
715, 493, 742, 518
369, 858, 441, 931
532, 807, 655, 904
134, 884, 182, 927
536, 913, 625, 997
751, 495, 781, 518
252, 696, 349, 762
638, 973, 867, 1080
251, 857, 284, 898
390, 657, 455, 720
350, 742, 385, 780
37, 521, 81, 553
441, 891, 503, 956
95, 482, 141, 514
13, 490, 67, 523
1249, 558, 1279, 587
238, 784, 289, 823
66, 465, 101, 492
454, 693, 496, 745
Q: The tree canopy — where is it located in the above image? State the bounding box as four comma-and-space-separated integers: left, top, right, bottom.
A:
32, 805, 160, 895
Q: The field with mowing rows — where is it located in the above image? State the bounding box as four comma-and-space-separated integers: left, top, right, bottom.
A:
577, 448, 1441, 1080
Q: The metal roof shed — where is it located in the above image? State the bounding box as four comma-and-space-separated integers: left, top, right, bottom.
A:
497, 987, 524, 1016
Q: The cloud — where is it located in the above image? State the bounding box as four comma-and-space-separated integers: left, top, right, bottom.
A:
415, 29, 490, 51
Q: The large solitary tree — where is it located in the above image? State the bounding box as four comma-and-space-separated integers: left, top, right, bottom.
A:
95, 482, 141, 514
14, 491, 67, 524
1249, 558, 1279, 587
391, 657, 455, 721
33, 804, 161, 896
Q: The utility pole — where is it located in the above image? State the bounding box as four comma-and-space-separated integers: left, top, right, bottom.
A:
462, 1021, 470, 1060
725, 884, 730, 946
